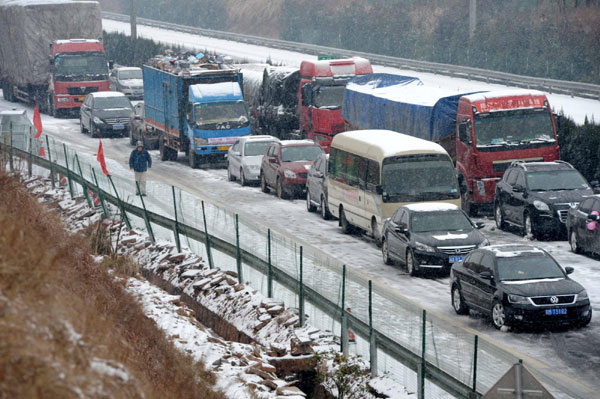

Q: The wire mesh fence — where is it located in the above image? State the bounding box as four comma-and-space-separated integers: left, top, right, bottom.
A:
0, 131, 587, 399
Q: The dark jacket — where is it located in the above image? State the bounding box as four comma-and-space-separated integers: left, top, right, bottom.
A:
129, 149, 152, 172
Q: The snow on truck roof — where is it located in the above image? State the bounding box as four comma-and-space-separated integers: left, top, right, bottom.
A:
461, 89, 546, 102
0, 0, 97, 6
403, 203, 460, 212
332, 130, 449, 159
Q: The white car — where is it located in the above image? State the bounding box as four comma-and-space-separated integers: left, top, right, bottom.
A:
227, 135, 279, 185
109, 67, 144, 100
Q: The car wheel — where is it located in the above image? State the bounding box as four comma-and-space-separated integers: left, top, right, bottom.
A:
382, 238, 393, 265
524, 212, 536, 239
240, 169, 247, 186
569, 230, 582, 254
276, 177, 287, 199
491, 300, 507, 330
90, 122, 98, 138
320, 195, 331, 220
306, 190, 316, 212
227, 164, 235, 181
260, 172, 270, 193
452, 285, 469, 315
340, 207, 352, 234
579, 308, 592, 327
80, 118, 87, 134
372, 217, 382, 247
495, 202, 506, 230
406, 249, 419, 276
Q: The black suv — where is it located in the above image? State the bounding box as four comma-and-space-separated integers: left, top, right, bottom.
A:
450, 245, 591, 329
494, 161, 594, 239
567, 194, 600, 256
80, 92, 132, 138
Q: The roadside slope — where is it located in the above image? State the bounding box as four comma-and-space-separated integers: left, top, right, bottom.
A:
0, 172, 225, 399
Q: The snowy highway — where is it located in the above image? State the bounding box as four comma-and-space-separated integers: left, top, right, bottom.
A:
2, 93, 598, 395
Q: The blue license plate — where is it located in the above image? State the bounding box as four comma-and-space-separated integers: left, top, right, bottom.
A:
545, 308, 567, 315
133, 91, 142, 95
113, 124, 125, 130
449, 256, 464, 263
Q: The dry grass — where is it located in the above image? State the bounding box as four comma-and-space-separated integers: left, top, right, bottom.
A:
0, 172, 226, 399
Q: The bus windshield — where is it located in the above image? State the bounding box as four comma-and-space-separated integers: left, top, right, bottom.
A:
313, 85, 345, 109
195, 101, 249, 130
54, 52, 108, 81
473, 108, 555, 147
381, 154, 460, 203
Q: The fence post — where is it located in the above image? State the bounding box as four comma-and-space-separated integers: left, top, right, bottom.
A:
369, 280, 377, 377
171, 186, 182, 253
136, 181, 155, 243
9, 122, 14, 171
235, 214, 243, 282
74, 154, 92, 208
299, 245, 304, 327
62, 143, 73, 197
45, 135, 55, 188
267, 228, 272, 298
340, 264, 347, 354
108, 175, 131, 229
419, 309, 427, 399
472, 335, 478, 395
28, 127, 32, 177
91, 168, 108, 216
201, 200, 214, 269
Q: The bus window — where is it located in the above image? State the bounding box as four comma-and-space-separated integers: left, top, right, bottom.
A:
366, 159, 380, 192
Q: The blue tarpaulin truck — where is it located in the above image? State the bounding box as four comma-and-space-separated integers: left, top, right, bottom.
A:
143, 65, 251, 168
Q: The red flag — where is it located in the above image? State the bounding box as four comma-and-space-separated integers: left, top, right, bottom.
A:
33, 101, 43, 138
39, 145, 46, 157
97, 140, 110, 176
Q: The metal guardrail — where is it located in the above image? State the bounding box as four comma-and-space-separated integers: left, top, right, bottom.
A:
102, 11, 600, 100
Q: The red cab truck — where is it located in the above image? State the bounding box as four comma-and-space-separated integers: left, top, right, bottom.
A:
342, 74, 559, 214
0, 1, 109, 116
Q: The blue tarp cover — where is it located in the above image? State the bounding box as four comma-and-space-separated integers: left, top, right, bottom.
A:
342, 73, 481, 141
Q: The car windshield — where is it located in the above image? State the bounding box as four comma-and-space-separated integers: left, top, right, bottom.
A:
245, 141, 274, 156
381, 154, 460, 202
410, 211, 473, 233
313, 85, 345, 109
195, 101, 249, 129
497, 255, 565, 281
119, 69, 142, 79
526, 170, 590, 191
54, 53, 108, 81
281, 145, 323, 162
94, 96, 132, 110
474, 108, 555, 147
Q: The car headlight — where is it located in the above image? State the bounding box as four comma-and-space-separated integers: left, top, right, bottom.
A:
577, 290, 589, 300
480, 238, 490, 247
93, 116, 103, 124
533, 200, 550, 211
415, 241, 436, 253
508, 294, 529, 304
194, 137, 208, 145
284, 169, 297, 179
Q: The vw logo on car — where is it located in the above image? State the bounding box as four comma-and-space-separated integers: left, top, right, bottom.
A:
550, 296, 559, 304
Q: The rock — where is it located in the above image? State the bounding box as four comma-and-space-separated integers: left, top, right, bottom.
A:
290, 337, 313, 356
121, 236, 137, 245
225, 275, 238, 285
247, 365, 276, 380
180, 269, 203, 279
270, 343, 287, 356
224, 270, 238, 278
168, 252, 187, 264
202, 268, 219, 278
255, 362, 277, 374
284, 316, 299, 327
233, 284, 245, 292
262, 379, 278, 390
209, 275, 224, 286
267, 305, 284, 316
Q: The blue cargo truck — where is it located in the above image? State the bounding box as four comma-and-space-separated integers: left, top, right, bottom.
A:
143, 65, 251, 168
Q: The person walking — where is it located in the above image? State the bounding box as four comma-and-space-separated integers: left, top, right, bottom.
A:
129, 141, 152, 196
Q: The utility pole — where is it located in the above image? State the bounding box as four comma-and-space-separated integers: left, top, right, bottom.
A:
469, 0, 477, 40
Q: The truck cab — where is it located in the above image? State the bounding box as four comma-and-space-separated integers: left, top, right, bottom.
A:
49, 39, 110, 116
455, 90, 559, 214
298, 58, 372, 151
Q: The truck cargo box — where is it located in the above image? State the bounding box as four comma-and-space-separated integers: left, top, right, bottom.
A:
0, 0, 102, 86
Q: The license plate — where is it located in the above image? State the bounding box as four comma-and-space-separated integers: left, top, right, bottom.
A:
545, 308, 567, 315
218, 145, 231, 151
449, 256, 464, 263
113, 124, 125, 130
133, 91, 142, 95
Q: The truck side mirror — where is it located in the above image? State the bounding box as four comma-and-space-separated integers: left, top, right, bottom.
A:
375, 184, 383, 195
301, 84, 312, 106
108, 60, 114, 70
49, 58, 54, 66
458, 121, 471, 144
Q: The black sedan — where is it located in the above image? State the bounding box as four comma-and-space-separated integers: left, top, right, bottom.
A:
450, 245, 592, 330
567, 194, 600, 256
381, 203, 488, 276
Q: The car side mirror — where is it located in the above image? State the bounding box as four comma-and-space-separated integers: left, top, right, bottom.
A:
475, 222, 485, 229
231, 150, 240, 157
313, 171, 323, 178
565, 266, 574, 275
512, 184, 525, 193
588, 213, 599, 221
479, 271, 493, 280
375, 184, 383, 195
268, 157, 277, 164
394, 225, 407, 234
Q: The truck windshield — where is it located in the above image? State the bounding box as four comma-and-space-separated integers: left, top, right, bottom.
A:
195, 101, 249, 130
54, 52, 108, 81
473, 108, 555, 147
381, 154, 460, 203
281, 145, 323, 162
313, 85, 345, 109
411, 211, 473, 233
526, 170, 590, 191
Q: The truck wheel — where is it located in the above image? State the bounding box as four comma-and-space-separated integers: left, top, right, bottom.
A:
168, 146, 178, 161
159, 138, 169, 161
47, 95, 55, 117
188, 143, 198, 169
